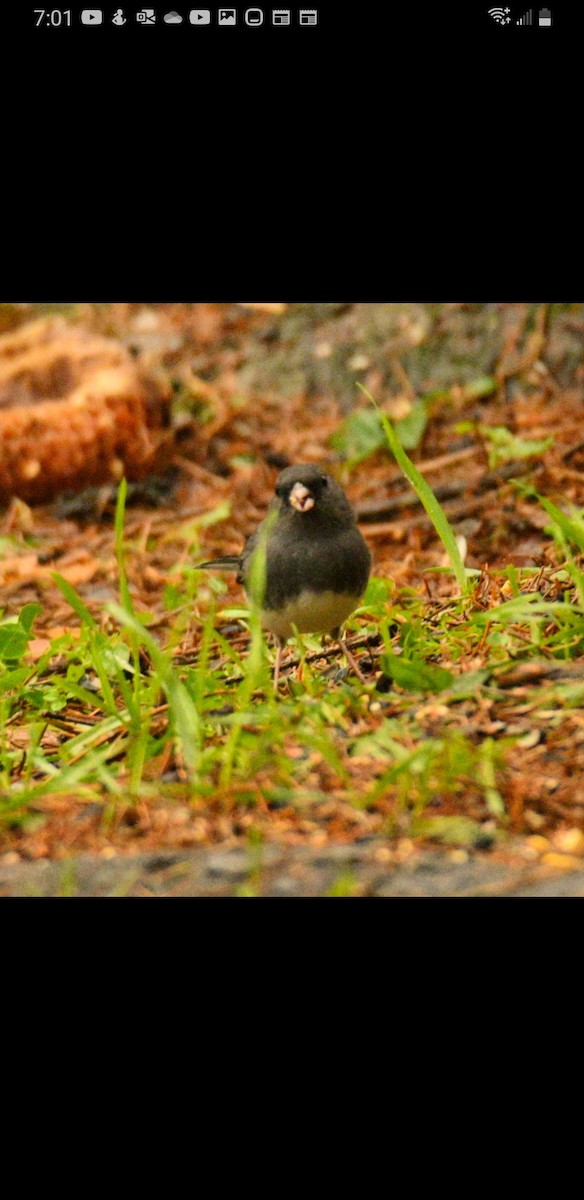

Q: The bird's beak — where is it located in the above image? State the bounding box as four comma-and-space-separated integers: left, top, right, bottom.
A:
289, 482, 315, 512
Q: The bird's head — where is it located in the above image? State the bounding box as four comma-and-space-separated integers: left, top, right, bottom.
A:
274, 464, 353, 523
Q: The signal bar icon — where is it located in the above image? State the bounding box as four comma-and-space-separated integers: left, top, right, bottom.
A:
517, 8, 533, 22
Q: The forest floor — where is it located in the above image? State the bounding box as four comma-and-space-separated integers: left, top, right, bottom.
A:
2, 302, 584, 896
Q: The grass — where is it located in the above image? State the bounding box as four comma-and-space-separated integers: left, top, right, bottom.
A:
357, 384, 469, 593
3, 436, 584, 854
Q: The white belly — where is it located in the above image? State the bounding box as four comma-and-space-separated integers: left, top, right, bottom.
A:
260, 590, 359, 641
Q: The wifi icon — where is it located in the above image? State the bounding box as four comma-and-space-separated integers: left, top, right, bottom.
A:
488, 6, 511, 22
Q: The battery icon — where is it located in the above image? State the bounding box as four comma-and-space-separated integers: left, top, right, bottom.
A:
538, 8, 552, 24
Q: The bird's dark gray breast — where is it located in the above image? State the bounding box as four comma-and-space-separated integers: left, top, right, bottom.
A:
257, 523, 371, 611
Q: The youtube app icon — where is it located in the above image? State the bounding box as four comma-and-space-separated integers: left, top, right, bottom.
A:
80, 9, 103, 22
189, 9, 211, 21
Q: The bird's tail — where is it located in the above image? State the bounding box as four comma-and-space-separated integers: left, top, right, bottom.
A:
197, 555, 241, 571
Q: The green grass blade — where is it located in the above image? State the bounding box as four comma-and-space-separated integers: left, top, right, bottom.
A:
218, 510, 274, 786
108, 602, 202, 777
357, 384, 469, 594
52, 573, 98, 629
115, 477, 134, 615
52, 574, 123, 716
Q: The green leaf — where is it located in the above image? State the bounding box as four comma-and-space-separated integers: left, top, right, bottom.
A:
449, 668, 492, 696
19, 603, 42, 634
0, 628, 29, 663
361, 576, 393, 606
331, 400, 428, 465
462, 376, 497, 401
424, 377, 497, 406
0, 665, 32, 694
0, 603, 42, 664
394, 398, 427, 450
26, 686, 68, 712
480, 425, 554, 469
330, 408, 385, 464
380, 652, 454, 693
410, 815, 487, 847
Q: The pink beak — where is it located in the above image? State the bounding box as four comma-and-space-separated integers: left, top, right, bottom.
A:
289, 482, 315, 512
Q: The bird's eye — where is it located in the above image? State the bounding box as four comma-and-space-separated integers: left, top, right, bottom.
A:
320, 476, 328, 487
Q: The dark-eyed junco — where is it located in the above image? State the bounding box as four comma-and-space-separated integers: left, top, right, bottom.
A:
199, 464, 372, 687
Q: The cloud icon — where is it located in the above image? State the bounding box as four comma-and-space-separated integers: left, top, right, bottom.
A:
164, 10, 183, 20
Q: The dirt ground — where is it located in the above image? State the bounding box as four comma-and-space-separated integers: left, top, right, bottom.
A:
1, 302, 584, 895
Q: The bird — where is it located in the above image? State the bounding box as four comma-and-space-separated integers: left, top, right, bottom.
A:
198, 464, 372, 689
